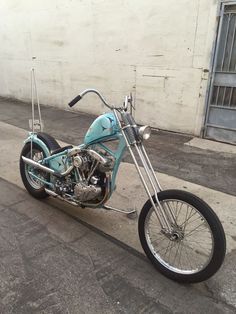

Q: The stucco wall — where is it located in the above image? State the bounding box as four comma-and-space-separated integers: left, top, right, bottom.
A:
0, 0, 219, 135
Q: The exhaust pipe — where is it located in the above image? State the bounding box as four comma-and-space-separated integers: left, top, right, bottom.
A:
21, 156, 74, 178
44, 188, 79, 206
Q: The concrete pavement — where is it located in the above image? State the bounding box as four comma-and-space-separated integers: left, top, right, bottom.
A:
0, 178, 235, 314
0, 98, 236, 312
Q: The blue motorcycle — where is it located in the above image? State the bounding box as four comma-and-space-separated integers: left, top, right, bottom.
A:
20, 88, 226, 283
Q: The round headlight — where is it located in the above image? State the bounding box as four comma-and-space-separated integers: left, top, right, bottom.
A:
139, 125, 151, 140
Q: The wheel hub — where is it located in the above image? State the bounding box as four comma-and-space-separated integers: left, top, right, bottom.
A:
161, 226, 184, 242
170, 232, 183, 241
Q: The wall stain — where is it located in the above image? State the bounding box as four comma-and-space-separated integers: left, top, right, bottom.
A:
142, 75, 175, 79
147, 54, 164, 57
53, 40, 64, 47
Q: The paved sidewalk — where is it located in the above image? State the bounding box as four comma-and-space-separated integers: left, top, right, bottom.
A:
0, 97, 236, 196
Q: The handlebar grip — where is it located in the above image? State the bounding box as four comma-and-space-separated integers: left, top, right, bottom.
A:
68, 95, 82, 107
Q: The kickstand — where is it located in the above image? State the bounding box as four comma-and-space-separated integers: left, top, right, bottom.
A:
103, 205, 137, 219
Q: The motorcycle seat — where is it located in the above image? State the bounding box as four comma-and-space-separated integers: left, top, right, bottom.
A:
51, 145, 73, 155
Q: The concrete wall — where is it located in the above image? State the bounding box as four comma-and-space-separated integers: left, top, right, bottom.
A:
0, 0, 219, 135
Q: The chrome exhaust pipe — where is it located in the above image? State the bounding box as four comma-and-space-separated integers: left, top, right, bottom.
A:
44, 188, 58, 197
44, 188, 79, 206
22, 156, 65, 178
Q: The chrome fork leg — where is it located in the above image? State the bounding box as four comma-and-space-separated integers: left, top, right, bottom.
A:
126, 143, 168, 229
140, 145, 162, 190
125, 142, 172, 231
140, 145, 177, 224
134, 144, 175, 231
113, 109, 172, 232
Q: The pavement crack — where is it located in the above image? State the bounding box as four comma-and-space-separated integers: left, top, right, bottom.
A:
29, 242, 64, 261
86, 251, 96, 271
203, 282, 215, 299
6, 198, 27, 208
202, 282, 236, 313
66, 230, 90, 244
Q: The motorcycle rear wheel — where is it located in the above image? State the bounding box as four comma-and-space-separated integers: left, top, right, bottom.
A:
138, 189, 226, 283
20, 143, 49, 199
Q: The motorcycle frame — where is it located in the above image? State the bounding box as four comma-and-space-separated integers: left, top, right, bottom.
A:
24, 127, 126, 194
25, 71, 174, 230
25, 106, 173, 231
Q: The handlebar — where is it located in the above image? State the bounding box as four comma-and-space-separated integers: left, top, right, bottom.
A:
68, 89, 113, 109
68, 95, 82, 107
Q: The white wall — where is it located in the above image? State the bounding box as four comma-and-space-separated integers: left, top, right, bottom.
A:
0, 0, 219, 135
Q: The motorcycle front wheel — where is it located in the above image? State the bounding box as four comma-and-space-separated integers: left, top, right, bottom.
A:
138, 189, 226, 283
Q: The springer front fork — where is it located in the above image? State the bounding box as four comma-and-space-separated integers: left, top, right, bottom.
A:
113, 110, 176, 234
132, 143, 175, 233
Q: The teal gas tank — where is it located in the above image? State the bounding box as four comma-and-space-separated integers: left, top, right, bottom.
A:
84, 113, 119, 145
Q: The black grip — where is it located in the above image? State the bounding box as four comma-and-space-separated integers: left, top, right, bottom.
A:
68, 95, 82, 107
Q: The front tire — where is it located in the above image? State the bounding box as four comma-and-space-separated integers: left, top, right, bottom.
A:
138, 190, 226, 283
20, 143, 49, 199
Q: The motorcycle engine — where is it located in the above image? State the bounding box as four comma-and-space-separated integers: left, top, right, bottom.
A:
74, 181, 101, 202
71, 149, 115, 202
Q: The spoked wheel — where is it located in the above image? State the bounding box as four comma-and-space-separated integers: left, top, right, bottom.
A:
20, 143, 49, 199
138, 190, 226, 283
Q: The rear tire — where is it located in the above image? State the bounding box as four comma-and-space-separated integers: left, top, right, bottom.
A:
138, 189, 226, 283
20, 143, 49, 199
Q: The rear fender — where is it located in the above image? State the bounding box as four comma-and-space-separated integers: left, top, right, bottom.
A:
24, 133, 50, 158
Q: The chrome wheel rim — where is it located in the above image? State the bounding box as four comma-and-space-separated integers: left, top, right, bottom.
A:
25, 149, 45, 189
145, 200, 214, 274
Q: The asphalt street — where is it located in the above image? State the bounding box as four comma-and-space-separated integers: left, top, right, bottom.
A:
0, 178, 234, 314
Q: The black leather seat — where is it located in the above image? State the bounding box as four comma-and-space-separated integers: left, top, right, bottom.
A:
51, 145, 73, 155
37, 132, 73, 155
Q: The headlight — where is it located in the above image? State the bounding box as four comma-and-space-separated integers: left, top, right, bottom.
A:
138, 125, 151, 140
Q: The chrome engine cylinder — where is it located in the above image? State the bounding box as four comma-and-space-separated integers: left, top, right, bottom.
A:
73, 155, 83, 168
74, 183, 102, 202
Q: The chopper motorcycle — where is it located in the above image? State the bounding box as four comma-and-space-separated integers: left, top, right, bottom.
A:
20, 88, 226, 283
